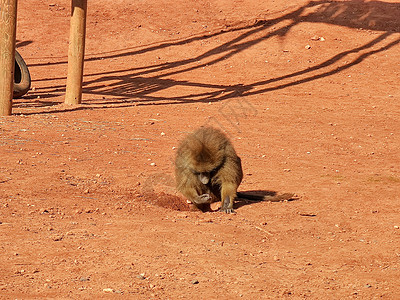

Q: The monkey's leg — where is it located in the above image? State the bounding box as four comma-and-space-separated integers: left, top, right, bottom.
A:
219, 183, 238, 214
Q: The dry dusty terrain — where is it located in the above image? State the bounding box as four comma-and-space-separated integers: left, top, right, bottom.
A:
1, 0, 400, 298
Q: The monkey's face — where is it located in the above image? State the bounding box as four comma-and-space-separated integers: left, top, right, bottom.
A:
197, 172, 210, 185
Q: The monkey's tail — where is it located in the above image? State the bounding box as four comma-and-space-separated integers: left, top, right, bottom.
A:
237, 192, 298, 202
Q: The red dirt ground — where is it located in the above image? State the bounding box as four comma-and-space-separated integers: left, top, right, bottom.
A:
1, 0, 400, 298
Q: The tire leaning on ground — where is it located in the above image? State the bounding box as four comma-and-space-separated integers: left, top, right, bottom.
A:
13, 50, 31, 98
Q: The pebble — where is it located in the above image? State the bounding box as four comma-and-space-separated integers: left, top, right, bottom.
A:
79, 277, 90, 282
52, 235, 64, 241
311, 35, 325, 41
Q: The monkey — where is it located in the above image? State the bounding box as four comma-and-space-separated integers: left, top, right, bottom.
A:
175, 127, 297, 213
175, 126, 242, 213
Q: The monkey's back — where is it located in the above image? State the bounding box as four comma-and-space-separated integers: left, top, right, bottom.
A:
175, 127, 243, 193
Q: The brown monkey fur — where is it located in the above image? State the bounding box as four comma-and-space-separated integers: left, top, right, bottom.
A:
175, 127, 242, 213
175, 127, 297, 213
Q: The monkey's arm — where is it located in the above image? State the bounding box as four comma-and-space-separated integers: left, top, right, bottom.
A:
219, 182, 239, 214
176, 170, 212, 205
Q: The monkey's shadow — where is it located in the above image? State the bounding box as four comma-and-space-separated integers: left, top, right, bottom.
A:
234, 190, 298, 209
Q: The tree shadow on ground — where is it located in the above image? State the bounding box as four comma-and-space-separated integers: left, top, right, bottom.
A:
17, 0, 400, 113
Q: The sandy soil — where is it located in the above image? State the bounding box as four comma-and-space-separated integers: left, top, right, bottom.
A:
1, 0, 400, 298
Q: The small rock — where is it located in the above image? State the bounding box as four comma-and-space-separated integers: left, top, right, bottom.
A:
192, 279, 199, 285
160, 132, 166, 136
150, 162, 156, 166
103, 288, 114, 293
305, 44, 311, 49
311, 36, 325, 41
79, 277, 90, 282
137, 274, 146, 280
394, 226, 399, 229
52, 235, 63, 241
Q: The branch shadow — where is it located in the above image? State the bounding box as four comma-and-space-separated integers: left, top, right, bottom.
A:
16, 40, 33, 48
18, 0, 400, 113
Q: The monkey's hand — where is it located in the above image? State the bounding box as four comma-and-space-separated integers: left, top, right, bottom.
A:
195, 193, 212, 204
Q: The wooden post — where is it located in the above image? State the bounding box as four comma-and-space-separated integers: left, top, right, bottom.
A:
65, 0, 87, 105
0, 0, 18, 116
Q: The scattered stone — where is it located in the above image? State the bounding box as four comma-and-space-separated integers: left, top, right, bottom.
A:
52, 234, 64, 242
80, 277, 90, 282
137, 274, 146, 280
192, 279, 199, 285
311, 36, 325, 41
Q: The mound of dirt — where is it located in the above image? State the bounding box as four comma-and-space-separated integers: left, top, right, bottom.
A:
141, 192, 190, 211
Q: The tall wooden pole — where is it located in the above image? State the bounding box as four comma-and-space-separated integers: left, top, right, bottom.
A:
0, 0, 18, 116
65, 0, 87, 105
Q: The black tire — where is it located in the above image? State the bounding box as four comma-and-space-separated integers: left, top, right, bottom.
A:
13, 50, 31, 98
